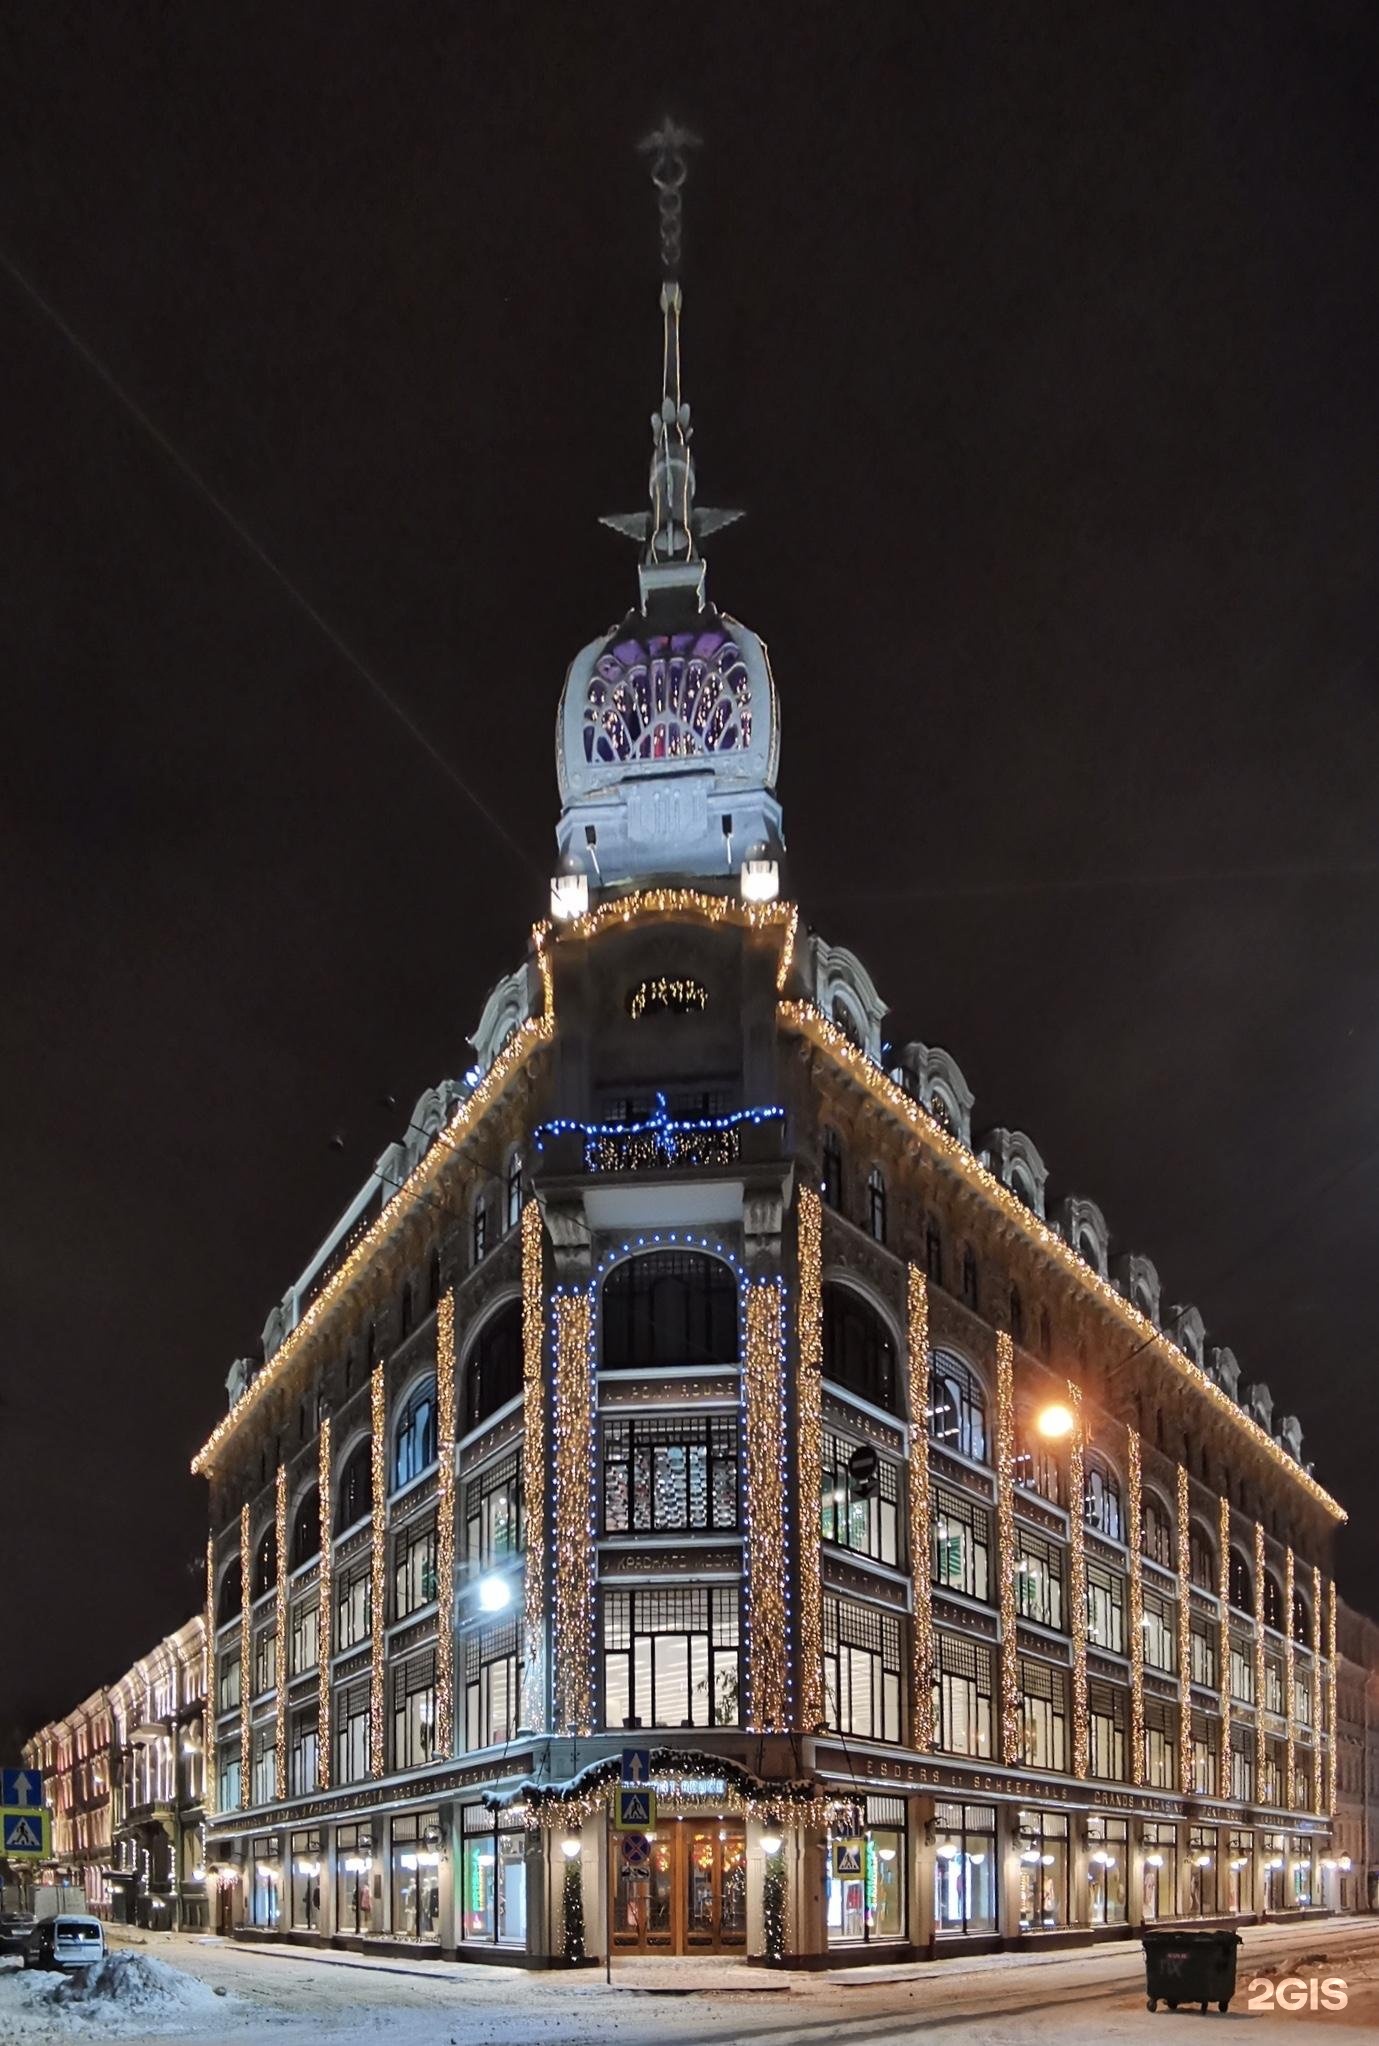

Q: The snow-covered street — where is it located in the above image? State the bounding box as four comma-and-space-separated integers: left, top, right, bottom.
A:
4, 1916, 1379, 2046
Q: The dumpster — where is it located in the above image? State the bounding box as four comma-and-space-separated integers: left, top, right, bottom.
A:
1142, 1929, 1243, 2013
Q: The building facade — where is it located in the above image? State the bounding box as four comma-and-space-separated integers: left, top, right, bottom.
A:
184, 256, 1363, 1966
1335, 1597, 1379, 1913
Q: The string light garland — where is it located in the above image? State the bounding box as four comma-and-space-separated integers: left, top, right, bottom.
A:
995, 1333, 1020, 1764
906, 1263, 934, 1753
533, 1094, 784, 1174
238, 1504, 251, 1810
744, 1278, 790, 1731
274, 1464, 288, 1801
1067, 1384, 1088, 1779
317, 1417, 332, 1790
520, 1201, 547, 1735
1253, 1521, 1267, 1794
1218, 1493, 1232, 1782
369, 1364, 387, 1776
777, 1000, 1345, 1523
552, 1290, 595, 1735
1311, 1563, 1323, 1814
204, 1538, 216, 1818
1127, 1432, 1145, 1786
1176, 1465, 1192, 1799
627, 975, 709, 1020
796, 1189, 824, 1734
1284, 1546, 1296, 1812
1326, 1580, 1338, 1819
434, 1292, 456, 1759
504, 1749, 849, 1832
537, 887, 797, 989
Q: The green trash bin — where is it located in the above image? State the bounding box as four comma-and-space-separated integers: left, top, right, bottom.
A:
1142, 1929, 1243, 2013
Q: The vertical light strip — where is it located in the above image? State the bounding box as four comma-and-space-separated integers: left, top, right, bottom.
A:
434, 1290, 457, 1759
1175, 1464, 1192, 1797
1253, 1519, 1267, 1788
274, 1464, 288, 1801
1284, 1545, 1296, 1811
204, 1538, 216, 1818
796, 1188, 824, 1734
552, 1290, 595, 1735
369, 1363, 387, 1776
1068, 1383, 1088, 1779
995, 1333, 1020, 1764
1217, 1493, 1232, 1789
317, 1417, 332, 1789
1310, 1563, 1323, 1813
906, 1264, 933, 1753
745, 1278, 790, 1731
1326, 1579, 1338, 1820
520, 1202, 547, 1734
238, 1503, 251, 1809
1126, 1431, 1145, 1786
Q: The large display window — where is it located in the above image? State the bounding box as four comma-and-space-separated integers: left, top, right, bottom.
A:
934, 1800, 997, 1936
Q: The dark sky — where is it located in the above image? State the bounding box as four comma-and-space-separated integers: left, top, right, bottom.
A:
3, 1, 1378, 1735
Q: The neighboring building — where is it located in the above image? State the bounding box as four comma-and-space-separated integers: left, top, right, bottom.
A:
1335, 1598, 1379, 1912
23, 1617, 207, 1929
186, 241, 1364, 1965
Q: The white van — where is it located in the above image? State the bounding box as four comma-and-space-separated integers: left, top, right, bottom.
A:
23, 1914, 106, 1971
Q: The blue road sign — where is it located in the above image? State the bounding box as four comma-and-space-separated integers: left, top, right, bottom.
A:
614, 1787, 656, 1832
1, 1769, 42, 1809
2, 1809, 50, 1857
621, 1747, 651, 1786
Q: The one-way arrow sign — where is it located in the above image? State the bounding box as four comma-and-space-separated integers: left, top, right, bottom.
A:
1, 1768, 42, 1808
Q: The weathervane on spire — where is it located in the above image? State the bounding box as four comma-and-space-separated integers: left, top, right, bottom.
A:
600, 118, 742, 572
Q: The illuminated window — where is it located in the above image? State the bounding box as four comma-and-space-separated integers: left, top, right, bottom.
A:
603, 1586, 739, 1730
1141, 1496, 1173, 1567
824, 1595, 902, 1742
1143, 1698, 1175, 1788
464, 1454, 523, 1568
931, 1485, 990, 1600
1087, 1680, 1127, 1781
393, 1379, 438, 1489
1014, 1529, 1063, 1629
392, 1520, 438, 1618
464, 1618, 518, 1751
821, 1430, 898, 1566
505, 1150, 523, 1231
928, 1352, 986, 1460
932, 1632, 992, 1757
1086, 1561, 1126, 1654
604, 1414, 739, 1535
334, 1679, 369, 1784
392, 1648, 436, 1769
1019, 1660, 1066, 1772
1083, 1453, 1123, 1541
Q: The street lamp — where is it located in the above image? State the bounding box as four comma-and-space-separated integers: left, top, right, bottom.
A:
1034, 1402, 1076, 1440
560, 1835, 582, 1861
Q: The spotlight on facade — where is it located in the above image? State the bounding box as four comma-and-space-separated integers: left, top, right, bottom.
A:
1339, 1855, 1353, 1871
550, 867, 590, 920
759, 1828, 783, 1856
560, 1834, 582, 1860
1035, 1401, 1076, 1440
477, 1573, 512, 1612
740, 850, 780, 903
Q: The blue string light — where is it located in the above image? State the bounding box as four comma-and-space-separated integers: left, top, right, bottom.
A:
533, 1094, 784, 1172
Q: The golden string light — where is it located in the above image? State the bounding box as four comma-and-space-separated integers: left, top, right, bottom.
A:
627, 975, 708, 1020
434, 1290, 456, 1759
369, 1363, 387, 1776
1127, 1431, 1145, 1786
1253, 1520, 1267, 1796
520, 1201, 547, 1735
204, 1538, 215, 1818
1311, 1563, 1323, 1813
1176, 1464, 1192, 1797
744, 1279, 789, 1731
1067, 1383, 1088, 1779
317, 1416, 332, 1790
778, 1000, 1344, 1522
238, 1503, 251, 1809
1326, 1580, 1338, 1819
1218, 1493, 1232, 1780
906, 1263, 934, 1753
1284, 1545, 1296, 1812
995, 1332, 1019, 1764
274, 1464, 288, 1801
552, 1290, 595, 1735
796, 1188, 824, 1733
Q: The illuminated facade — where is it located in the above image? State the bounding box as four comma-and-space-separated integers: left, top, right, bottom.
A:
186, 252, 1358, 1965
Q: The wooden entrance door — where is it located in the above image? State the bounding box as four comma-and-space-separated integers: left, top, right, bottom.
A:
611, 1822, 747, 1953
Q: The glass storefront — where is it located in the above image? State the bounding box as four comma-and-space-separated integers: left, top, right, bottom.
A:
1226, 1829, 1253, 1914
460, 1805, 526, 1945
934, 1800, 997, 1936
825, 1797, 905, 1943
250, 1833, 281, 1928
391, 1810, 443, 1939
1188, 1825, 1218, 1916
1290, 1840, 1314, 1908
290, 1828, 322, 1930
1261, 1831, 1287, 1912
1142, 1821, 1178, 1923
1017, 1808, 1069, 1930
1087, 1815, 1127, 1926
336, 1820, 377, 1936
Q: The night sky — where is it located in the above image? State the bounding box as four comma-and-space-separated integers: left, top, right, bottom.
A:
4, 2, 1378, 1737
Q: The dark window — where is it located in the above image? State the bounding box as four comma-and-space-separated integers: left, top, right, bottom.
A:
928, 1352, 987, 1460
252, 1527, 276, 1601
217, 1567, 242, 1624
1228, 1550, 1252, 1611
866, 1166, 887, 1245
472, 1196, 488, 1266
1263, 1572, 1284, 1631
831, 995, 863, 1050
821, 1128, 843, 1211
960, 1245, 979, 1312
336, 1439, 373, 1532
1291, 1588, 1310, 1646
394, 1379, 438, 1489
1142, 1497, 1173, 1567
465, 1301, 523, 1430
1038, 1308, 1052, 1358
427, 1249, 442, 1314
399, 1282, 414, 1340
1014, 1428, 1062, 1505
1190, 1525, 1215, 1592
926, 1221, 944, 1287
1084, 1452, 1123, 1541
290, 1486, 321, 1569
823, 1284, 898, 1413
1009, 1286, 1025, 1349
601, 1251, 738, 1371
505, 1150, 523, 1232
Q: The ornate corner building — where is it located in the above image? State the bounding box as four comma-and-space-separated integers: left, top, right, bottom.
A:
184, 254, 1362, 1967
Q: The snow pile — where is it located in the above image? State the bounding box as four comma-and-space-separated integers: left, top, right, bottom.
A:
42, 1950, 232, 2032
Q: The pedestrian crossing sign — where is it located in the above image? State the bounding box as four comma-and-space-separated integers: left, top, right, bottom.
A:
614, 1787, 656, 1832
1, 1807, 51, 1858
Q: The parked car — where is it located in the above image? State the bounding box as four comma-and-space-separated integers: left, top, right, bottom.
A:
23, 1915, 106, 1971
0, 1906, 35, 1956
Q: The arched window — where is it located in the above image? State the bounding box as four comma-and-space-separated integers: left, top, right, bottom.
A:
1190, 1524, 1215, 1592
472, 1193, 489, 1266
217, 1566, 242, 1625
1263, 1572, 1284, 1631
1228, 1549, 1252, 1611
866, 1166, 887, 1245
821, 1129, 843, 1211
336, 1439, 373, 1532
465, 1299, 524, 1431
1014, 1423, 1061, 1505
925, 1220, 944, 1287
1292, 1587, 1310, 1646
928, 1350, 986, 1461
1009, 1285, 1025, 1350
394, 1378, 438, 1489
960, 1244, 979, 1312
601, 1252, 739, 1372
506, 1149, 523, 1232
290, 1486, 320, 1570
831, 994, 863, 1050
1142, 1495, 1173, 1567
823, 1285, 899, 1414
1011, 1170, 1035, 1210
1083, 1452, 1123, 1541
251, 1526, 275, 1601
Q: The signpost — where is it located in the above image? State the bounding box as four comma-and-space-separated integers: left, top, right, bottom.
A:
620, 1747, 651, 1785
1, 1769, 43, 1809
614, 1786, 656, 1832
1, 1808, 51, 1859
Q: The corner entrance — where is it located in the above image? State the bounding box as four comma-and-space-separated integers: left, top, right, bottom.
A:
612, 1821, 747, 1953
